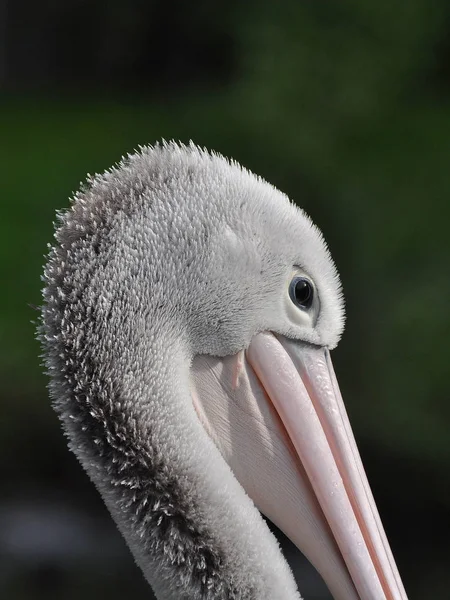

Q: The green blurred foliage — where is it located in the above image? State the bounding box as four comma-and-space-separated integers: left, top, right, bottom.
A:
1, 0, 449, 597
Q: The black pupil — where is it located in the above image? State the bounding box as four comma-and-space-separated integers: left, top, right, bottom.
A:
292, 278, 313, 308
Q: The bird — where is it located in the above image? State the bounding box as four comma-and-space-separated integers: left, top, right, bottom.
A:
39, 142, 408, 600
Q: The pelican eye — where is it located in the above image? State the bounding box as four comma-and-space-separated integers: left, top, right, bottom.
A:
289, 276, 314, 310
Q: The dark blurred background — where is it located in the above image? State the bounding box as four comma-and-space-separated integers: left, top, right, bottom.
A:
1, 1, 449, 598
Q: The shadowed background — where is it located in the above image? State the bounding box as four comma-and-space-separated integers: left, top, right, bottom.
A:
1, 1, 449, 598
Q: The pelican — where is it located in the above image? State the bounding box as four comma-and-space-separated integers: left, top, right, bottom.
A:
39, 142, 408, 600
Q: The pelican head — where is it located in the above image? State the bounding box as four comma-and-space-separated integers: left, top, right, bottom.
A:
40, 142, 407, 599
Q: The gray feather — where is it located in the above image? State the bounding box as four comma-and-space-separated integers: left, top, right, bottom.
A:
39, 141, 344, 599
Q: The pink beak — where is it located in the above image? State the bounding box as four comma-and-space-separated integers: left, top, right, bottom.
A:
246, 332, 408, 600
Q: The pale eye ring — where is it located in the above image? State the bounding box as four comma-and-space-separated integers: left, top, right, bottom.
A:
289, 276, 314, 310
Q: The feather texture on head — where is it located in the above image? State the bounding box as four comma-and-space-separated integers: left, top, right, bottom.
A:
39, 142, 355, 600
